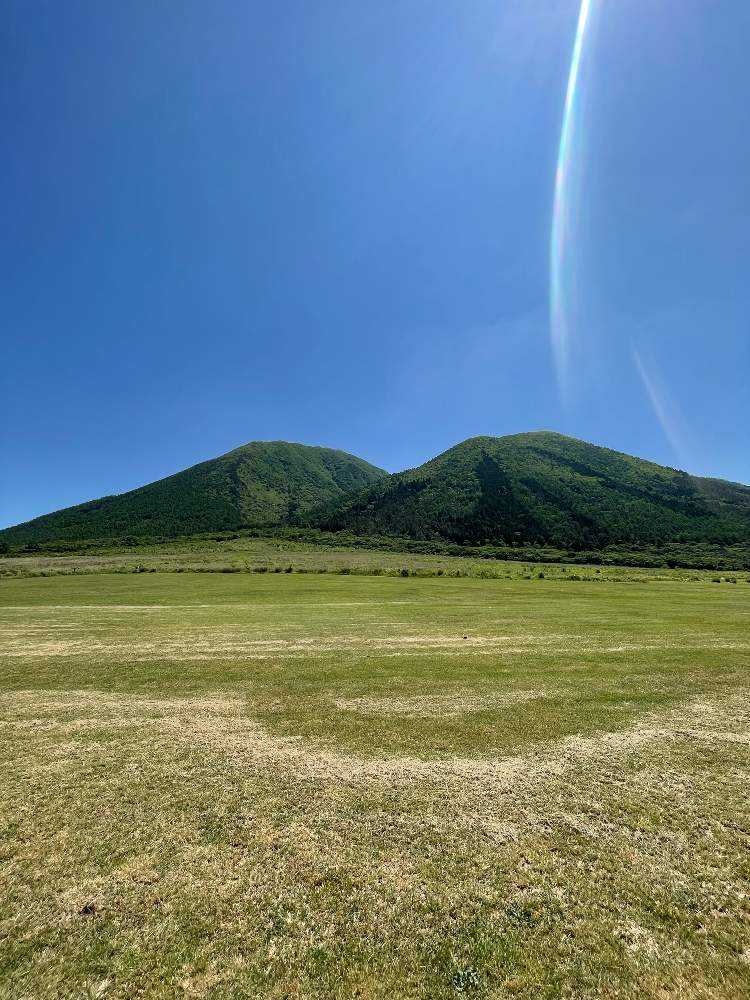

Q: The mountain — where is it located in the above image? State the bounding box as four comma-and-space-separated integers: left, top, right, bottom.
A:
309, 432, 750, 549
0, 441, 388, 546
4, 432, 750, 553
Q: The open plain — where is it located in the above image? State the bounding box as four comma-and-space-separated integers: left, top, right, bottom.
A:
1, 572, 749, 999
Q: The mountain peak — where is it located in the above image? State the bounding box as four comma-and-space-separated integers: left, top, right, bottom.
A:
0, 441, 387, 545
312, 433, 750, 549
3, 432, 749, 550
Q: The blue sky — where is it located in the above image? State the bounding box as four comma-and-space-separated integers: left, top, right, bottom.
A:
2, 0, 748, 528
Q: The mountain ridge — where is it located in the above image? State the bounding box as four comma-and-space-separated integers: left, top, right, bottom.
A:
308, 431, 750, 549
2, 431, 749, 551
0, 441, 387, 546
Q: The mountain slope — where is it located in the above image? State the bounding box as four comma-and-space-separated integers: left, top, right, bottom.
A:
310, 432, 750, 548
1, 441, 388, 546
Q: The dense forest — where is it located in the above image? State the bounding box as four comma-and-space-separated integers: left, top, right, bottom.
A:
0, 441, 387, 547
309, 432, 750, 550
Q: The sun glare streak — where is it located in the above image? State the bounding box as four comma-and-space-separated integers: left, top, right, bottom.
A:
632, 348, 692, 471
550, 0, 596, 404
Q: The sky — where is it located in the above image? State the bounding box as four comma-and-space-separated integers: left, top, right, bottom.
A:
2, 0, 748, 528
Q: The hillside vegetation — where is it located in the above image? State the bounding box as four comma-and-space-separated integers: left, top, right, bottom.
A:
2, 529, 748, 582
312, 432, 750, 549
2, 572, 749, 998
3, 432, 750, 560
0, 441, 387, 546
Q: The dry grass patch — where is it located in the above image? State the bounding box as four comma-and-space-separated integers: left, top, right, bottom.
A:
1, 573, 749, 999
333, 690, 545, 718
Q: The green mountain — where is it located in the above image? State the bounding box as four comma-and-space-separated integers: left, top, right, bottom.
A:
0, 441, 388, 546
310, 432, 750, 549
4, 432, 749, 553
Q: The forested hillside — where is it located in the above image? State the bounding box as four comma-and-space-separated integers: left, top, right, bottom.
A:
310, 432, 750, 549
4, 432, 750, 554
0, 442, 387, 546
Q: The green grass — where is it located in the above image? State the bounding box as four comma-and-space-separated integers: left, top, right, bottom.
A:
1, 572, 749, 998
3, 532, 750, 581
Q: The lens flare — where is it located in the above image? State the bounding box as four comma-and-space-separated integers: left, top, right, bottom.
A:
550, 0, 596, 404
632, 348, 692, 471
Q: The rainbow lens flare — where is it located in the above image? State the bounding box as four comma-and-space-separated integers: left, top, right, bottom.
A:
550, 0, 596, 404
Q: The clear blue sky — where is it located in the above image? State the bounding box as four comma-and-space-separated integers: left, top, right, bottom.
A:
2, 0, 748, 528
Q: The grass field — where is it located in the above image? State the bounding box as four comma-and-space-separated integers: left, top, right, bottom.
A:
1, 572, 748, 998
2, 534, 750, 582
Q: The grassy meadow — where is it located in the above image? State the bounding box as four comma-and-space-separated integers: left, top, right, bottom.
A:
1, 571, 748, 998
2, 532, 749, 582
